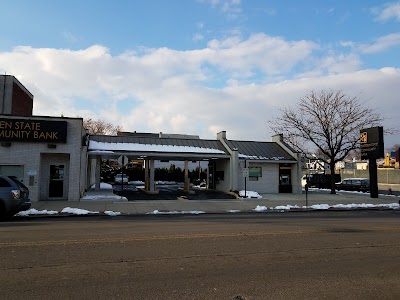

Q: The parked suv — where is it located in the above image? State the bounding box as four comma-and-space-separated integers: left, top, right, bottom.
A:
0, 175, 31, 219
335, 178, 370, 192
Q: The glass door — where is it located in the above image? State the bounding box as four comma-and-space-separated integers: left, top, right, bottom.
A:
49, 165, 64, 198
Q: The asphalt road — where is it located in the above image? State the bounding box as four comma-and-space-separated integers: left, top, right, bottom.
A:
1, 211, 400, 300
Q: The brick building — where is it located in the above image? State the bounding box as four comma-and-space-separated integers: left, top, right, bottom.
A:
0, 75, 33, 116
0, 75, 88, 201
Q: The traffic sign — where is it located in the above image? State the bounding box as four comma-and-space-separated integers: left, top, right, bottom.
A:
117, 155, 129, 166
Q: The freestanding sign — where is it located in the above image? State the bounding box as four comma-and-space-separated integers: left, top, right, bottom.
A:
360, 126, 384, 198
360, 126, 384, 160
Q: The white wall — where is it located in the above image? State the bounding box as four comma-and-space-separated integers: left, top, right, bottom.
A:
0, 116, 86, 201
214, 159, 231, 192
236, 162, 280, 193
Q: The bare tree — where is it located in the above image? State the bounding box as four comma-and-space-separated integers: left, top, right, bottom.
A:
269, 90, 383, 194
83, 118, 123, 135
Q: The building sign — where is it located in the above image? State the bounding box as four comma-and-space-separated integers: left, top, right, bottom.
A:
360, 126, 384, 160
0, 118, 67, 143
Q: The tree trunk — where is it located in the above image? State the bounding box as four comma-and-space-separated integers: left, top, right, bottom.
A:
330, 160, 336, 194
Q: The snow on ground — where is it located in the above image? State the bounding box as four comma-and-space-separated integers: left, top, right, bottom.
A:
104, 211, 122, 216
17, 208, 59, 216
253, 202, 400, 212
16, 207, 122, 216
239, 190, 263, 198
147, 210, 206, 215
61, 207, 99, 215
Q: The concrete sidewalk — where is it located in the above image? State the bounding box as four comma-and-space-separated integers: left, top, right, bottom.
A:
30, 189, 400, 216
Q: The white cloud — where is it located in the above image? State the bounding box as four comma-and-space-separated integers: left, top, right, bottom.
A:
372, 2, 400, 22
0, 34, 399, 147
201, 0, 242, 19
359, 33, 400, 54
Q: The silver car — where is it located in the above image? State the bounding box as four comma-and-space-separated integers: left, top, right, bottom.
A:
0, 175, 31, 219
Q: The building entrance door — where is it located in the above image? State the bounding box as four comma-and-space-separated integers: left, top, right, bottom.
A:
49, 165, 65, 197
279, 166, 292, 193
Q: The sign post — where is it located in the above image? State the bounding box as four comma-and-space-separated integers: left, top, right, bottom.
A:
117, 155, 129, 192
360, 127, 384, 198
243, 162, 248, 198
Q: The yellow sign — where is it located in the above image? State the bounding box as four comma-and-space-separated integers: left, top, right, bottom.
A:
360, 132, 367, 144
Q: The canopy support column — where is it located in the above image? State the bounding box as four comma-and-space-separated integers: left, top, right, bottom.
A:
184, 160, 190, 193
95, 156, 101, 191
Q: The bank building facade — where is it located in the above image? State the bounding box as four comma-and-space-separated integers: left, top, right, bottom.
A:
0, 75, 302, 203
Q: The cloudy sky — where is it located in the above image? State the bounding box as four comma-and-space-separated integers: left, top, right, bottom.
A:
1, 0, 399, 148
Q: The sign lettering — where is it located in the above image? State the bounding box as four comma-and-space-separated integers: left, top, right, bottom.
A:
360, 126, 384, 160
0, 118, 67, 143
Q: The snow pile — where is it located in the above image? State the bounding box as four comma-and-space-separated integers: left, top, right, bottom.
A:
252, 202, 400, 212
254, 205, 268, 212
104, 211, 122, 216
17, 208, 58, 216
239, 190, 263, 199
61, 207, 99, 215
274, 205, 301, 210
16, 207, 123, 216
147, 210, 206, 215
310, 204, 330, 210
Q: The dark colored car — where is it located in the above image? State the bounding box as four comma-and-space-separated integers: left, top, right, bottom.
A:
0, 175, 31, 219
335, 178, 370, 192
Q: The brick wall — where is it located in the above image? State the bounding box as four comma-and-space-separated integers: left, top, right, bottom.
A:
11, 82, 33, 116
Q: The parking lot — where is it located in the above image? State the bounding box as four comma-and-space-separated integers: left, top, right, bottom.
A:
112, 182, 237, 201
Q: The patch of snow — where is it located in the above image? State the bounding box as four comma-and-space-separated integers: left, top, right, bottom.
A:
130, 180, 145, 184
239, 190, 262, 199
310, 204, 331, 210
104, 211, 122, 216
147, 210, 206, 215
254, 205, 268, 212
273, 205, 301, 210
16, 208, 58, 216
61, 207, 99, 215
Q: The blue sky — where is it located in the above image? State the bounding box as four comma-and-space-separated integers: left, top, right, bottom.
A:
1, 0, 400, 148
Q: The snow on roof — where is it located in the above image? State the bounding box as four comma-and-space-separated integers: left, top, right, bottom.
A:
88, 140, 226, 154
239, 154, 287, 160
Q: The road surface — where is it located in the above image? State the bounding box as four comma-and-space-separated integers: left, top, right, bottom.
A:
1, 211, 400, 299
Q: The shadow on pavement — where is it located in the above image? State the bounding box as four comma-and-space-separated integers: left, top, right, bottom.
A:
114, 188, 237, 201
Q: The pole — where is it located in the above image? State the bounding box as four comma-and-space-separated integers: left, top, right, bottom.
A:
369, 158, 378, 198
244, 160, 247, 198
121, 166, 124, 193
305, 183, 309, 209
